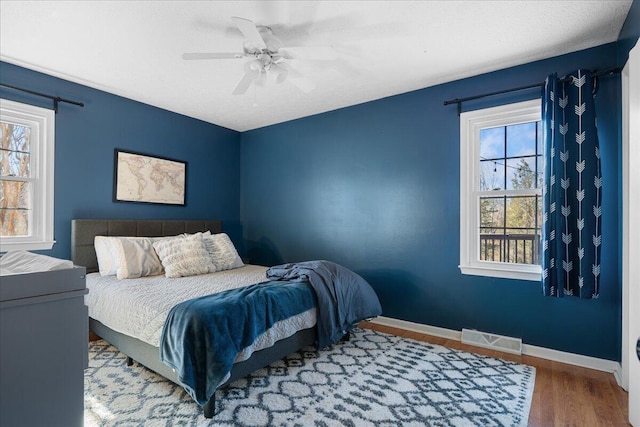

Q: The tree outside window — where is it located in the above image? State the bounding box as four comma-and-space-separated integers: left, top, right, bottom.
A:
1, 122, 32, 237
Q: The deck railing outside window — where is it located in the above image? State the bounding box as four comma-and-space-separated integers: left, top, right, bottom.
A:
480, 232, 540, 265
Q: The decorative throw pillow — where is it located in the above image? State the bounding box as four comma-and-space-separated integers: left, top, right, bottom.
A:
181, 230, 211, 238
111, 237, 164, 279
153, 234, 216, 278
203, 233, 244, 272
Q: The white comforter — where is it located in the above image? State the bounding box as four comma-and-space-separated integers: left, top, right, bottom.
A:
85, 265, 316, 350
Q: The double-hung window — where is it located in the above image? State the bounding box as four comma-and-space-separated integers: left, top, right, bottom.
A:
459, 99, 542, 281
0, 99, 55, 251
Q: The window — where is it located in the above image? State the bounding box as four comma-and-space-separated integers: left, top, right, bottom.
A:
0, 99, 55, 251
460, 99, 542, 281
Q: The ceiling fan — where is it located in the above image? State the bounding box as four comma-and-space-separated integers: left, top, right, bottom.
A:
182, 16, 337, 95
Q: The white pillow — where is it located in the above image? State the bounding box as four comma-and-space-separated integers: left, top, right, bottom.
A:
111, 237, 164, 279
95, 236, 165, 279
153, 234, 216, 278
203, 233, 244, 272
94, 236, 119, 276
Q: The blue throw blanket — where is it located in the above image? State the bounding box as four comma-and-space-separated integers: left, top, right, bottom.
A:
160, 280, 316, 406
267, 260, 382, 348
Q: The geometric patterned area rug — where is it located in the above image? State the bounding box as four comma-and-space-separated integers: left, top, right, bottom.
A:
84, 327, 535, 427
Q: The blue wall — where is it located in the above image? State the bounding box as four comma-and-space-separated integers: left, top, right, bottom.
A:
240, 43, 622, 360
0, 61, 242, 260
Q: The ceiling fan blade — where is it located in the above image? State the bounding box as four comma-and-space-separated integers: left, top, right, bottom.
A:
231, 16, 267, 50
278, 61, 303, 79
278, 46, 337, 61
279, 63, 315, 93
232, 60, 262, 95
182, 52, 245, 60
232, 72, 256, 95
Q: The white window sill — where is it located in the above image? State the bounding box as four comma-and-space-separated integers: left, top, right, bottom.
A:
459, 263, 541, 281
0, 240, 56, 253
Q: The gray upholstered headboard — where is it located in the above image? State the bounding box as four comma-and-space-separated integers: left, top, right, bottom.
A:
71, 219, 222, 273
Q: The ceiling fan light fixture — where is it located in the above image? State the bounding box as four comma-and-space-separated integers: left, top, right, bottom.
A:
273, 66, 288, 84
247, 60, 262, 72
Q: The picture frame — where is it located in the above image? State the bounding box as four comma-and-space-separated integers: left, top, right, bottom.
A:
113, 149, 187, 206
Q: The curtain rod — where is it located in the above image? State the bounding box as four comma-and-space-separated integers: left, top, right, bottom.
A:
0, 83, 84, 113
444, 67, 621, 115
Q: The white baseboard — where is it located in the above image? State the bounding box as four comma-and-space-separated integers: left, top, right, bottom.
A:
369, 316, 622, 378
370, 316, 461, 340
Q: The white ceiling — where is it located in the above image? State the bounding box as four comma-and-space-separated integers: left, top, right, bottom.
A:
0, 1, 632, 132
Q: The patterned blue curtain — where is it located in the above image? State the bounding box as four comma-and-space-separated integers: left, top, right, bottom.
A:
542, 70, 602, 298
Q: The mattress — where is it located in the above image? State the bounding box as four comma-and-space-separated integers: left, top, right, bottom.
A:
85, 264, 317, 350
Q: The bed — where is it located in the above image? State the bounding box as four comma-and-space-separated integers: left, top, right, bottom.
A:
71, 219, 380, 418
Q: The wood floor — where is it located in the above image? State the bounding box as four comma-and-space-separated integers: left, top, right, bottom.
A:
360, 322, 630, 427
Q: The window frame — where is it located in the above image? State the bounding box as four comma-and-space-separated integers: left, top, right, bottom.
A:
0, 99, 55, 252
459, 99, 542, 281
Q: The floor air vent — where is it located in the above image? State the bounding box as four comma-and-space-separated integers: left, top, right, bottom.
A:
461, 329, 522, 355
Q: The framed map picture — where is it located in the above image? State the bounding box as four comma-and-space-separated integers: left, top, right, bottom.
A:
113, 149, 187, 206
